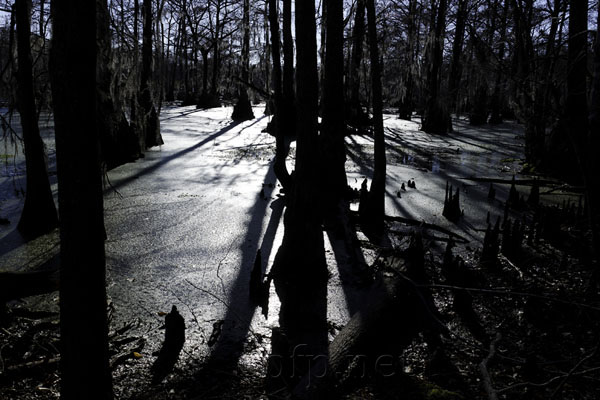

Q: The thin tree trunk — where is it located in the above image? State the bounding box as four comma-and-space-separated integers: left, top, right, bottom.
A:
489, 0, 509, 124
211, 0, 222, 97
589, 1, 600, 265
50, 0, 112, 397
321, 0, 347, 209
140, 0, 163, 147
398, 0, 416, 120
422, 0, 450, 134
232, 0, 254, 121
364, 0, 386, 235
282, 0, 295, 134
567, 0, 595, 259
268, 0, 291, 189
448, 0, 467, 112
348, 0, 365, 125
15, 0, 58, 238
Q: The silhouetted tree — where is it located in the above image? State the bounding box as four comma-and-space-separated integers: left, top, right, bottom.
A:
231, 0, 254, 121
347, 0, 366, 125
321, 0, 347, 209
15, 0, 58, 238
281, 0, 295, 134
140, 0, 163, 148
398, 0, 417, 120
271, 0, 328, 387
50, 0, 112, 397
590, 1, 600, 261
363, 0, 386, 235
422, 0, 451, 134
267, 0, 291, 189
448, 0, 468, 113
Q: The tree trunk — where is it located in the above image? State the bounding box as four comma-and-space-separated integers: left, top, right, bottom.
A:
140, 0, 163, 148
321, 0, 347, 209
589, 1, 600, 264
231, 0, 254, 121
281, 0, 295, 135
448, 0, 468, 113
567, 0, 596, 259
422, 0, 451, 134
268, 0, 291, 190
15, 0, 58, 239
489, 0, 509, 124
210, 0, 222, 98
50, 0, 112, 397
97, 0, 141, 169
270, 0, 328, 389
398, 0, 416, 120
364, 0, 386, 236
348, 0, 366, 125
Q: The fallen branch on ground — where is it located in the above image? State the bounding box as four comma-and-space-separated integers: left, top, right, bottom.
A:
479, 333, 501, 400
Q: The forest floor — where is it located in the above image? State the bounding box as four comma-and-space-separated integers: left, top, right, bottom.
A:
0, 104, 598, 399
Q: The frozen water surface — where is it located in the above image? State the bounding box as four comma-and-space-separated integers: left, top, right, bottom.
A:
2, 105, 572, 393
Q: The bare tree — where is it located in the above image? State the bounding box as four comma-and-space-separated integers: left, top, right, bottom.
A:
50, 0, 112, 397
15, 0, 58, 238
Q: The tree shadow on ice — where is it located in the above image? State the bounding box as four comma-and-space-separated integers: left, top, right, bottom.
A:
196, 162, 284, 372
105, 121, 241, 193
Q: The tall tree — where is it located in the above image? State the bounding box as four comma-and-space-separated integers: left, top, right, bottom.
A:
364, 0, 386, 234
589, 1, 600, 262
347, 0, 366, 125
271, 0, 328, 386
421, 0, 451, 134
321, 0, 347, 209
140, 0, 163, 148
281, 0, 295, 134
398, 0, 417, 120
268, 0, 291, 189
15, 0, 58, 238
50, 0, 112, 397
231, 0, 254, 121
448, 0, 468, 113
567, 0, 597, 259
488, 0, 509, 124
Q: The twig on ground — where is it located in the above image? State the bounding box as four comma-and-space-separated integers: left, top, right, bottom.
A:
479, 332, 501, 400
418, 283, 600, 312
497, 367, 600, 394
550, 340, 600, 399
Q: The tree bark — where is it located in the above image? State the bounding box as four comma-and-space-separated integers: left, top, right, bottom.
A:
50, 0, 112, 397
15, 0, 58, 238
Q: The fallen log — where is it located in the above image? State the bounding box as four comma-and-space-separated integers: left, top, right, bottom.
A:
292, 256, 447, 398
0, 268, 59, 303
349, 210, 469, 243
